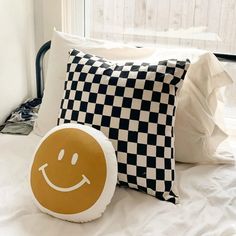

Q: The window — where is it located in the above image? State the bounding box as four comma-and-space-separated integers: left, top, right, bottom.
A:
63, 0, 236, 54
62, 0, 236, 135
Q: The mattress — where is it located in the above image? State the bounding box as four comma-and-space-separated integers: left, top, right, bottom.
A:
0, 133, 235, 236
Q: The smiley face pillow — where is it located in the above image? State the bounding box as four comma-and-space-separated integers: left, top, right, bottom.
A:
30, 124, 117, 223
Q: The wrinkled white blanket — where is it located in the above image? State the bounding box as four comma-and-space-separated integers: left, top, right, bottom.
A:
0, 133, 235, 236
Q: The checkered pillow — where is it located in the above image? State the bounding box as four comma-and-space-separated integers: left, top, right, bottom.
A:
58, 49, 190, 203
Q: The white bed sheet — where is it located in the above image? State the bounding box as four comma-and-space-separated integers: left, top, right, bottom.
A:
0, 133, 235, 236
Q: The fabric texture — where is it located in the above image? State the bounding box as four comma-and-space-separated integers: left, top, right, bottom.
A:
58, 49, 190, 203
0, 133, 236, 236
0, 98, 41, 135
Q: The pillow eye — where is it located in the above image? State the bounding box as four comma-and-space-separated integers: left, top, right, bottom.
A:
71, 153, 78, 165
58, 149, 64, 161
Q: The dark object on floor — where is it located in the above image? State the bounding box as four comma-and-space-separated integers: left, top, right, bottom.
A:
0, 98, 41, 135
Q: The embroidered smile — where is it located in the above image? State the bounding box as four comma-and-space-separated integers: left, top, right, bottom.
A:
39, 163, 90, 192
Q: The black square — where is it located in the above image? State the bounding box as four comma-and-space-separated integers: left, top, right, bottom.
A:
137, 144, 147, 155
111, 106, 121, 117
119, 118, 129, 130
156, 169, 165, 180
127, 175, 137, 184
105, 95, 114, 105
98, 84, 107, 94
88, 93, 97, 103
126, 79, 136, 87
79, 101, 88, 112
85, 113, 94, 123
127, 153, 137, 165
67, 100, 74, 110
120, 71, 129, 78
122, 97, 132, 108
109, 128, 119, 140
115, 86, 125, 97
141, 100, 151, 111
138, 122, 148, 133
137, 71, 147, 79
130, 109, 140, 120
101, 115, 111, 126
128, 131, 138, 143
148, 134, 157, 145
94, 104, 104, 114
118, 141, 128, 152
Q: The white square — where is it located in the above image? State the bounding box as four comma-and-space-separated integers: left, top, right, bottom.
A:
127, 142, 137, 154
65, 109, 72, 119
174, 67, 183, 78
132, 98, 142, 109
92, 114, 102, 126
164, 147, 172, 158
158, 113, 167, 125
106, 85, 116, 96
147, 146, 156, 156
128, 71, 138, 79
87, 103, 96, 113
157, 65, 166, 73
137, 177, 146, 187
139, 110, 149, 122
90, 84, 99, 93
165, 169, 172, 181
78, 112, 86, 122
135, 80, 145, 89
118, 173, 128, 183
73, 100, 81, 111
157, 135, 165, 147
118, 152, 128, 163
69, 90, 76, 99
103, 105, 112, 116
111, 70, 121, 77
113, 97, 123, 107
127, 165, 137, 176
62, 99, 68, 109
156, 181, 165, 192
69, 63, 77, 72
81, 65, 91, 73
147, 168, 156, 179
160, 93, 169, 104
96, 94, 106, 104
148, 123, 158, 134
129, 120, 139, 131
110, 117, 120, 129
138, 133, 148, 144
137, 155, 147, 167
120, 108, 131, 119
124, 87, 134, 98
118, 129, 129, 141
81, 91, 90, 102
142, 90, 153, 101
156, 158, 165, 169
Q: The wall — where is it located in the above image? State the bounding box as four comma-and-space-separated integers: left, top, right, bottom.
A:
0, 0, 35, 125
34, 0, 62, 51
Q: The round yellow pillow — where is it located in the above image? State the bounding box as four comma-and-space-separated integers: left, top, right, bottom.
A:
30, 124, 117, 222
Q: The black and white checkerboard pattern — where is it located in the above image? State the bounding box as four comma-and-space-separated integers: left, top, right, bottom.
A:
58, 49, 190, 203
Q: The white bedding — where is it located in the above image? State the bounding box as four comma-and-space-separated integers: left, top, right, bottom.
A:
0, 133, 235, 236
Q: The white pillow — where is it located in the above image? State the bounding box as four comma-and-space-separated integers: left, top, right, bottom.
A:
175, 53, 233, 163
34, 30, 233, 164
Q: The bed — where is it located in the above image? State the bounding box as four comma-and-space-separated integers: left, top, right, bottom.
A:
0, 35, 236, 236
